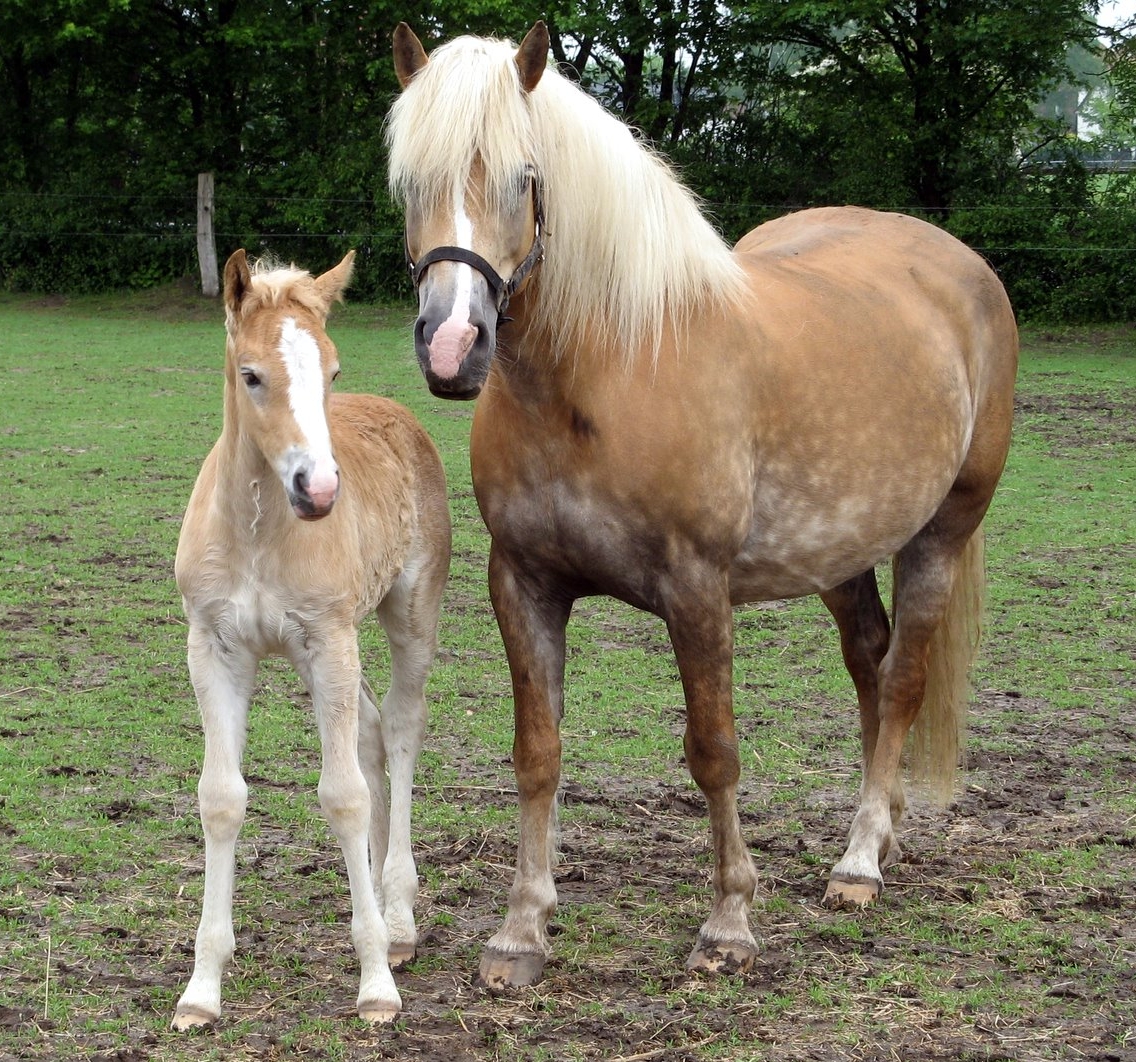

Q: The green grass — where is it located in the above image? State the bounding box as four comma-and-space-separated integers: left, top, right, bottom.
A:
0, 290, 1134, 1061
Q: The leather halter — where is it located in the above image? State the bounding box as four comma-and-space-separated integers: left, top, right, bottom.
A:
405, 178, 545, 321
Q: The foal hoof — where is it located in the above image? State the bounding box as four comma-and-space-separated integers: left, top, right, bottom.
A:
387, 941, 416, 970
171, 1006, 219, 1031
477, 948, 546, 990
358, 1000, 401, 1024
686, 939, 757, 976
822, 875, 882, 908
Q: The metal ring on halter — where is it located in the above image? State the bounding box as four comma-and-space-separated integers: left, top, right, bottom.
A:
405, 178, 545, 321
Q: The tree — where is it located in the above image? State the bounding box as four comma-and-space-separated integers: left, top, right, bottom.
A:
728, 0, 1100, 215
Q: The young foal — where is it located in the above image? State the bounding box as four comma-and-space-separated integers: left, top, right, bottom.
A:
172, 249, 450, 1027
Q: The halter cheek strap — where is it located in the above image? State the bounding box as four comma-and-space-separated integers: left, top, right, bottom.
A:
405, 182, 545, 321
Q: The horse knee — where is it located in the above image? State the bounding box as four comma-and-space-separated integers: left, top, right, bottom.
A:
684, 732, 741, 793
197, 774, 247, 840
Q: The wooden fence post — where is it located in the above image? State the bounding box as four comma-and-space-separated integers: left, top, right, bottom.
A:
197, 172, 219, 297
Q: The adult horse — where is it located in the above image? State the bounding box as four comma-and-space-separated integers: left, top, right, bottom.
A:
387, 22, 1017, 988
173, 250, 450, 1025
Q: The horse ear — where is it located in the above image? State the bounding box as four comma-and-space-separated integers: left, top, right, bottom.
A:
393, 23, 428, 88
515, 21, 549, 93
314, 250, 356, 312
224, 249, 251, 315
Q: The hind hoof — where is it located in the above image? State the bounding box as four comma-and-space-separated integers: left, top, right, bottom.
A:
823, 875, 882, 908
477, 948, 546, 989
686, 939, 757, 975
388, 941, 416, 970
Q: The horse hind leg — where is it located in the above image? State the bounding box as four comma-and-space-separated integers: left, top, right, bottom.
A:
373, 559, 444, 968
820, 569, 906, 847
823, 512, 984, 909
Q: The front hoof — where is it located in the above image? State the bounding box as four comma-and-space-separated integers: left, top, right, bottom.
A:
172, 1006, 219, 1031
822, 875, 882, 908
686, 939, 757, 975
477, 948, 546, 990
358, 1000, 400, 1024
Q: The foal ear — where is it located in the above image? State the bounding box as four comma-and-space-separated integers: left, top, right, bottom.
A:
515, 21, 549, 93
314, 250, 356, 313
393, 23, 428, 88
223, 249, 252, 315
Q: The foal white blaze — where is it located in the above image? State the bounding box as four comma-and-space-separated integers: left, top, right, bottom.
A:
276, 316, 340, 515
173, 249, 450, 1028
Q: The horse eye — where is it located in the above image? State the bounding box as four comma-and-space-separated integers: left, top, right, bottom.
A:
240, 368, 261, 388
331, 368, 341, 383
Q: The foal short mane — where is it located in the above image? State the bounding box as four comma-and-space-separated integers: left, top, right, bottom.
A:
386, 34, 746, 363
226, 260, 333, 331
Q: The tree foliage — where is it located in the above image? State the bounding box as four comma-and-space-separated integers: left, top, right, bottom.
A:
1, 0, 1133, 320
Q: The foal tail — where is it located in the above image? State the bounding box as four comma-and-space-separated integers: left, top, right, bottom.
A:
906, 524, 986, 804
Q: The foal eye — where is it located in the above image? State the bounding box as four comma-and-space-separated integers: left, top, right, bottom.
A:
331, 368, 342, 383
240, 368, 262, 388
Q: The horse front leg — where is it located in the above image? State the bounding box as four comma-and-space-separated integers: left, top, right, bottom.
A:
478, 546, 571, 989
173, 629, 256, 1030
303, 638, 402, 1022
665, 577, 760, 974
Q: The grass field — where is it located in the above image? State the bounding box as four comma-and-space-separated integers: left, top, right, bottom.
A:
0, 288, 1133, 1061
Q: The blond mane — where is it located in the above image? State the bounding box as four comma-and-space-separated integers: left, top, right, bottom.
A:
226, 259, 338, 333
386, 34, 746, 362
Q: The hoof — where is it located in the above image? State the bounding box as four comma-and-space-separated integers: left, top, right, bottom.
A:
171, 1006, 219, 1031
477, 948, 546, 990
358, 1000, 400, 1024
388, 941, 416, 970
686, 939, 757, 975
822, 875, 882, 908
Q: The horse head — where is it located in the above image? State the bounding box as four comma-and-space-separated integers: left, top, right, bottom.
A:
390, 22, 548, 400
222, 248, 354, 519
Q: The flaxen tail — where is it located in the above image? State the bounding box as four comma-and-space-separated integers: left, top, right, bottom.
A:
906, 525, 986, 804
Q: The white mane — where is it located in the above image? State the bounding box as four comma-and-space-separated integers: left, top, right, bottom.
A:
386, 34, 746, 362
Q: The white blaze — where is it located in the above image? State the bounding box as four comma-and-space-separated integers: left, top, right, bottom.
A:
444, 184, 475, 327
277, 317, 336, 490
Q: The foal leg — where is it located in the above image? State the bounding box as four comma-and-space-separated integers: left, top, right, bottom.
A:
820, 571, 906, 849
302, 636, 401, 1022
665, 575, 759, 974
479, 547, 571, 989
173, 631, 256, 1030
374, 564, 442, 966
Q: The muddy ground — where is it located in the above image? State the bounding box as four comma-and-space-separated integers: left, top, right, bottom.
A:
3, 370, 1134, 1061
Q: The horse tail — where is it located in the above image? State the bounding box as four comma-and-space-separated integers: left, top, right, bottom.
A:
905, 523, 986, 804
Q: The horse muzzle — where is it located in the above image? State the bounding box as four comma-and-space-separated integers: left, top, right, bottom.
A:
289, 468, 340, 520
414, 282, 497, 401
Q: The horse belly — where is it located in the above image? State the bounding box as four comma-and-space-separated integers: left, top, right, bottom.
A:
730, 457, 958, 601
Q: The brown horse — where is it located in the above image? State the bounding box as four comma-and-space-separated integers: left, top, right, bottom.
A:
172, 250, 450, 1025
388, 22, 1017, 988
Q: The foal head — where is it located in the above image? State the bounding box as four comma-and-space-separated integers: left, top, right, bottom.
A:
223, 248, 354, 520
388, 22, 548, 399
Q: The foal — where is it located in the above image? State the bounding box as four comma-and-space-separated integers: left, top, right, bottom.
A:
172, 249, 450, 1026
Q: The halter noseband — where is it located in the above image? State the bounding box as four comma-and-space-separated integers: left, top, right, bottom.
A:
405, 179, 545, 321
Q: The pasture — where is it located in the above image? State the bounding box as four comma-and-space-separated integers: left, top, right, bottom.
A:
0, 288, 1133, 1061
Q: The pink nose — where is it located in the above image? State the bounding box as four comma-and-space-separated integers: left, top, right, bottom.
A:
292, 468, 339, 520
428, 320, 477, 379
